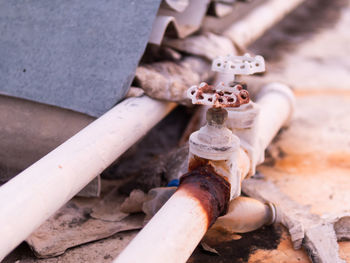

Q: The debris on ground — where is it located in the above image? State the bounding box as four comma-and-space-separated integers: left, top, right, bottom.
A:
243, 178, 346, 263
25, 183, 144, 258
135, 57, 212, 104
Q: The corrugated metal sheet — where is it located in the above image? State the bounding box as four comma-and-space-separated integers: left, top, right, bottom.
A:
148, 0, 256, 44
149, 0, 211, 44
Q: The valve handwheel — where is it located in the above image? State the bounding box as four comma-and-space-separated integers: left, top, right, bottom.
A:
187, 54, 265, 108
187, 82, 249, 107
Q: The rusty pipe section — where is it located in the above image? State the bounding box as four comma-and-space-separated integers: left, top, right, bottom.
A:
114, 163, 242, 263
180, 165, 231, 227
116, 108, 247, 263
115, 131, 250, 263
115, 187, 210, 263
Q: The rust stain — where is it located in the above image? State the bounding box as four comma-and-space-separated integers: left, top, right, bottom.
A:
326, 152, 350, 169
188, 155, 232, 184
294, 89, 350, 98
188, 155, 210, 171
273, 154, 319, 173
268, 151, 350, 173
179, 164, 230, 228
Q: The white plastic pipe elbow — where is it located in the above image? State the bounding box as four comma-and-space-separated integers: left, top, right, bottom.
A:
254, 82, 295, 164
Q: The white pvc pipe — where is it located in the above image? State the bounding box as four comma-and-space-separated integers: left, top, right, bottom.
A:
115, 188, 208, 263
224, 0, 305, 48
0, 96, 176, 261
255, 82, 295, 154
213, 196, 274, 233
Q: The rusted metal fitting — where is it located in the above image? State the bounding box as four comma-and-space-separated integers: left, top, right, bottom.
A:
179, 164, 231, 228
187, 53, 264, 108
189, 103, 241, 199
189, 108, 239, 161
187, 82, 250, 108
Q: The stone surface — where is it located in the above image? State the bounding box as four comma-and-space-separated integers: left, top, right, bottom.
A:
304, 224, 344, 263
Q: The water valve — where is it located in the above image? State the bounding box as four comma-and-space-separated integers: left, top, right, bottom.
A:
212, 53, 265, 83
187, 54, 266, 198
187, 82, 249, 108
187, 54, 265, 108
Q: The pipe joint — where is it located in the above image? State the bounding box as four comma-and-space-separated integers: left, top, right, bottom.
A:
266, 202, 278, 225
188, 108, 242, 198
226, 101, 261, 176
179, 165, 230, 227
189, 108, 240, 161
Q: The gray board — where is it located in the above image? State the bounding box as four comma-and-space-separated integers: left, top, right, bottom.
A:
0, 0, 161, 116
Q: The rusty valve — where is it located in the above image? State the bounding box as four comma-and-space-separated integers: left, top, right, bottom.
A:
187, 82, 250, 108
187, 54, 265, 108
